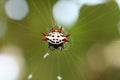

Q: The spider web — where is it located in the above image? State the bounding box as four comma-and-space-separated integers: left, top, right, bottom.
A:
0, 0, 120, 80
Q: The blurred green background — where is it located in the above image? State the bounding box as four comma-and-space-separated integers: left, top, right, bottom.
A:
1, 0, 120, 80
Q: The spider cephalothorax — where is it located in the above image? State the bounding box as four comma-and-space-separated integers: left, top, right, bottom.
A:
42, 27, 70, 50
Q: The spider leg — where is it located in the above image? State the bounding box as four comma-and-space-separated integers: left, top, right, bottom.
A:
59, 47, 63, 51
58, 46, 64, 51
48, 43, 51, 48
61, 44, 64, 49
48, 43, 55, 50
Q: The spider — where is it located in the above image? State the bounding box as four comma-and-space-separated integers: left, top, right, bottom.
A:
42, 27, 70, 50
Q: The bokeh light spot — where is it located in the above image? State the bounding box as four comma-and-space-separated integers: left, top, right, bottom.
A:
5, 0, 29, 20
53, 0, 80, 27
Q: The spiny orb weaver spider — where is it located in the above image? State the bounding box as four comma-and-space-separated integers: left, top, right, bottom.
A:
42, 27, 70, 50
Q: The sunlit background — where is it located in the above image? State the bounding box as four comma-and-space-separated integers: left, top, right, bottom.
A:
0, 0, 120, 80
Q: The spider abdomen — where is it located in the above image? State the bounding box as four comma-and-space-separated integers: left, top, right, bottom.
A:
42, 27, 70, 50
